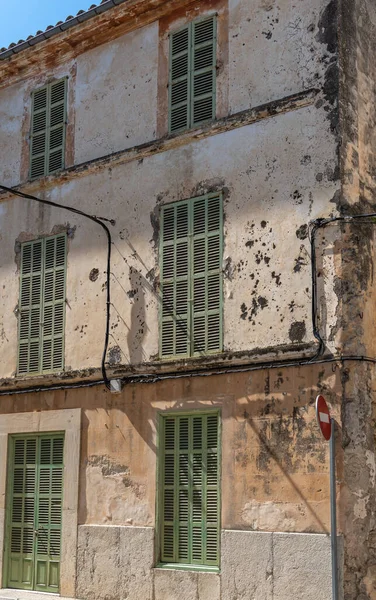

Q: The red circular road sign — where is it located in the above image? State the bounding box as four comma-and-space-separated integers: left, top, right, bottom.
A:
315, 395, 332, 441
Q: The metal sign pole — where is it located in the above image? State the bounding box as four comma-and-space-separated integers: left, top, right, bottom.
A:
330, 418, 338, 600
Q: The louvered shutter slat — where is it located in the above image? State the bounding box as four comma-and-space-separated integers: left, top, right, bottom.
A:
169, 18, 216, 133
30, 88, 48, 179
18, 235, 66, 375
30, 80, 66, 179
160, 414, 219, 567
162, 418, 176, 562
48, 80, 67, 174
169, 27, 190, 132
9, 437, 37, 586
161, 203, 190, 358
42, 235, 66, 373
192, 195, 222, 355
160, 193, 222, 359
18, 241, 43, 374
192, 18, 216, 127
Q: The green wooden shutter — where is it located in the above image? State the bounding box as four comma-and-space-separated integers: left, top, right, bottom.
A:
35, 436, 64, 591
192, 194, 223, 355
18, 241, 43, 375
160, 193, 222, 359
18, 235, 66, 375
30, 79, 67, 179
6, 435, 64, 592
160, 413, 220, 567
41, 235, 66, 372
169, 17, 216, 133
30, 87, 48, 180
160, 201, 190, 357
191, 17, 216, 127
169, 26, 190, 133
47, 79, 67, 175
8, 437, 37, 589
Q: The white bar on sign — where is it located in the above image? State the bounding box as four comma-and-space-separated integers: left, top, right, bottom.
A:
319, 412, 330, 424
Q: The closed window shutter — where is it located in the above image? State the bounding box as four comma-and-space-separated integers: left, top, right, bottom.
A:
160, 193, 222, 359
169, 26, 190, 132
30, 79, 67, 179
30, 87, 48, 180
160, 202, 190, 358
10, 437, 37, 579
192, 194, 222, 355
192, 18, 216, 127
37, 436, 64, 568
18, 235, 66, 375
41, 235, 66, 372
169, 17, 216, 133
48, 79, 67, 175
160, 413, 220, 566
18, 241, 43, 375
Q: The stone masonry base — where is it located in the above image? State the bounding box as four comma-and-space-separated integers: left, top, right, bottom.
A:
76, 525, 340, 600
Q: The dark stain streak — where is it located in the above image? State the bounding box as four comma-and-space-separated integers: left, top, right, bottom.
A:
89, 268, 99, 282
289, 321, 306, 343
296, 224, 308, 240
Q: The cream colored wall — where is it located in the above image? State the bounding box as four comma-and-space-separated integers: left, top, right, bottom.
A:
0, 81, 25, 188
0, 103, 338, 377
228, 0, 332, 113
0, 0, 339, 379
74, 22, 159, 165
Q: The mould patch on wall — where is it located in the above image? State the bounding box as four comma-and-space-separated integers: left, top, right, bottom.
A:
189, 178, 230, 203
108, 345, 122, 365
150, 205, 160, 253
87, 455, 129, 477
296, 224, 308, 240
316, 0, 338, 54
239, 296, 269, 323
89, 268, 99, 282
289, 321, 306, 343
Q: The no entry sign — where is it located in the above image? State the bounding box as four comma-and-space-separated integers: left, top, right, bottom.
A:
315, 395, 332, 440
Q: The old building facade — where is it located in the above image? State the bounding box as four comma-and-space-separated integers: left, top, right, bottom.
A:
0, 0, 375, 598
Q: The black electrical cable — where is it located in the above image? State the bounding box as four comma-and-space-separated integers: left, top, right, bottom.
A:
309, 211, 376, 363
309, 220, 326, 361
0, 378, 105, 396
0, 184, 114, 390
2, 353, 376, 395
1, 183, 376, 396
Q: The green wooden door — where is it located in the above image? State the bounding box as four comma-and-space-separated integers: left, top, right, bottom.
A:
5, 434, 64, 592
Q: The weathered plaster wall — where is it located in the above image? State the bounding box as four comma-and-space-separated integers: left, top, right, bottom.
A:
228, 0, 336, 114
0, 365, 342, 533
0, 364, 343, 598
74, 22, 159, 165
0, 0, 340, 380
336, 0, 376, 598
0, 104, 339, 378
0, 81, 25, 188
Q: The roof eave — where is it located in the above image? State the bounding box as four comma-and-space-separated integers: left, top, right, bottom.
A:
0, 0, 128, 61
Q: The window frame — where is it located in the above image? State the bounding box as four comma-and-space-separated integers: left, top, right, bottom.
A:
158, 192, 224, 360
155, 409, 222, 572
168, 15, 217, 134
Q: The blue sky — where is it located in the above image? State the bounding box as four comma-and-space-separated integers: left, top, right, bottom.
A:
0, 0, 94, 49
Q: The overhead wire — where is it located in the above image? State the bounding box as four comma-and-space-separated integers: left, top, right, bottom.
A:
1, 182, 376, 395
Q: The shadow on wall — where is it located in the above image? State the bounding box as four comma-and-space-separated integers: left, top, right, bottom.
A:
127, 266, 146, 365
0, 364, 343, 531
